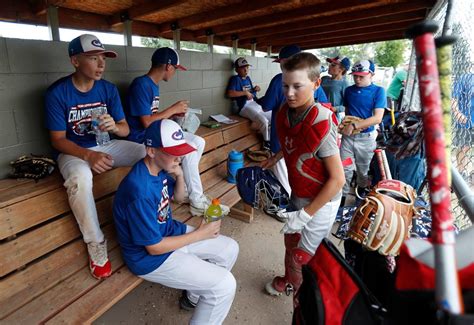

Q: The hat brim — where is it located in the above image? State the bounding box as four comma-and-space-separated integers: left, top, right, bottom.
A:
351, 71, 372, 76
326, 58, 338, 64
272, 58, 281, 63
175, 64, 187, 71
161, 143, 196, 157
83, 50, 117, 58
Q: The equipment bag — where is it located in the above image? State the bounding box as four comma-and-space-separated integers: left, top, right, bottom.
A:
293, 239, 387, 325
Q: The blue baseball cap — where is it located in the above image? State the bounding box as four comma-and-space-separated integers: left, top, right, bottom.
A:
151, 47, 187, 70
326, 56, 351, 71
68, 34, 117, 58
351, 60, 375, 76
144, 119, 196, 156
273, 45, 301, 62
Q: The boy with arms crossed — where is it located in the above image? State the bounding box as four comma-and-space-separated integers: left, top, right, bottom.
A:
114, 119, 239, 325
262, 53, 345, 296
45, 34, 146, 279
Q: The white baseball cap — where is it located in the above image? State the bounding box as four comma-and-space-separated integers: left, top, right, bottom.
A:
68, 34, 117, 58
144, 119, 196, 156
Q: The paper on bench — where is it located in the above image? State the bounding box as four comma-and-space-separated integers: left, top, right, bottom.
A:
210, 114, 238, 124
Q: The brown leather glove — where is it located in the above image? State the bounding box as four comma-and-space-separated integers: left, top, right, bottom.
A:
339, 115, 362, 135
347, 179, 418, 256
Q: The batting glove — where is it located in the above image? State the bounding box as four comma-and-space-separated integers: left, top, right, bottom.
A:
279, 208, 312, 234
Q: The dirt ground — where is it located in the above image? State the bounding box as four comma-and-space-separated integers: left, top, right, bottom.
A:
95, 209, 300, 325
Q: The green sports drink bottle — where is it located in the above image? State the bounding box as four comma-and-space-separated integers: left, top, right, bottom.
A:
205, 198, 223, 223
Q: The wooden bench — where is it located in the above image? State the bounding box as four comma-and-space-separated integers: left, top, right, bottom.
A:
0, 116, 260, 324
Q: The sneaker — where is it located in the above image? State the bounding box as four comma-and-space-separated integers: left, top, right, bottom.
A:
263, 206, 287, 223
87, 240, 112, 279
190, 195, 230, 217
265, 276, 293, 296
179, 290, 197, 311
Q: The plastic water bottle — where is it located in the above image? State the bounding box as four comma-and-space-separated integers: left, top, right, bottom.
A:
205, 198, 223, 223
227, 150, 244, 184
91, 107, 111, 146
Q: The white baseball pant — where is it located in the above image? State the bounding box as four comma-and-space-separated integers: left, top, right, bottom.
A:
183, 132, 206, 203
239, 100, 272, 141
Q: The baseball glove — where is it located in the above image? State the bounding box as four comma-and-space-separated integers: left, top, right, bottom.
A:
347, 179, 418, 256
246, 149, 271, 162
10, 154, 56, 180
339, 115, 362, 135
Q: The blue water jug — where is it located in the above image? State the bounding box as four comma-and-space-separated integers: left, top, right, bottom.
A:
227, 150, 244, 184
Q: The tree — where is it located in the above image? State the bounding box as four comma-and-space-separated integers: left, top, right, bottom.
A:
375, 40, 408, 70
141, 37, 173, 48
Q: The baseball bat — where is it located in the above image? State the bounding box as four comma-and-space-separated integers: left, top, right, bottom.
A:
405, 20, 463, 314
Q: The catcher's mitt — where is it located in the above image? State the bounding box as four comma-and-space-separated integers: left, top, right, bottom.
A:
246, 149, 271, 162
347, 179, 417, 256
10, 154, 56, 180
339, 115, 362, 135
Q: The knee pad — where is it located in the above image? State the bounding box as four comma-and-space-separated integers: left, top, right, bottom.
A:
284, 233, 301, 251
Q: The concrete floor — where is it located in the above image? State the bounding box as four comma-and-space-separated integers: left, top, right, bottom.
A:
95, 209, 298, 325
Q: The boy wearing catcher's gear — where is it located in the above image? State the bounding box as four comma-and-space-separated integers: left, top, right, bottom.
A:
44, 34, 146, 279
125, 47, 229, 217
114, 120, 239, 325
260, 45, 330, 201
261, 53, 345, 297
339, 60, 386, 207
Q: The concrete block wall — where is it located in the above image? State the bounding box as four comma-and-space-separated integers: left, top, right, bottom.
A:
0, 37, 280, 178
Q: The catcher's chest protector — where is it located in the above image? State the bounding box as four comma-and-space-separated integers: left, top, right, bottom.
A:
293, 239, 386, 325
276, 103, 336, 198
347, 180, 417, 256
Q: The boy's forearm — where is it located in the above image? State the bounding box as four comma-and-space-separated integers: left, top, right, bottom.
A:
172, 174, 186, 203
354, 109, 384, 130
146, 231, 201, 255
114, 120, 130, 137
304, 177, 343, 216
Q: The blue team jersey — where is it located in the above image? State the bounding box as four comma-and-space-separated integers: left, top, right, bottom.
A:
227, 75, 255, 111
344, 83, 386, 133
44, 76, 125, 148
258, 73, 329, 153
113, 160, 186, 276
125, 75, 160, 143
453, 74, 474, 129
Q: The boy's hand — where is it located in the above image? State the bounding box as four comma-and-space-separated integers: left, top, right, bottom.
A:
167, 163, 183, 178
341, 123, 356, 136
253, 85, 261, 92
279, 208, 312, 234
99, 114, 119, 134
197, 219, 221, 239
170, 100, 189, 116
85, 151, 114, 174
245, 91, 254, 100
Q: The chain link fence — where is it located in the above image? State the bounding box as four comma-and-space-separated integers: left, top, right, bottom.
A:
403, 0, 473, 230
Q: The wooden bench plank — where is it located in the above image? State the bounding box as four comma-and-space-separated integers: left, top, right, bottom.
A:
46, 265, 143, 325
0, 224, 119, 320
222, 121, 252, 144
3, 246, 126, 324
0, 168, 129, 240
0, 196, 113, 277
203, 131, 224, 153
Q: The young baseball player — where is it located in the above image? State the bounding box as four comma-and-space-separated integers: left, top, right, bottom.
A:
321, 56, 351, 122
260, 45, 330, 209
226, 57, 272, 147
44, 34, 146, 279
262, 52, 345, 296
113, 119, 239, 324
339, 60, 386, 207
125, 47, 229, 217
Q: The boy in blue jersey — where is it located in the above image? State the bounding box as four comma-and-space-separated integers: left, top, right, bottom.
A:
226, 57, 272, 146
339, 60, 386, 207
259, 45, 329, 214
44, 34, 146, 279
125, 47, 229, 217
321, 56, 351, 122
114, 119, 238, 324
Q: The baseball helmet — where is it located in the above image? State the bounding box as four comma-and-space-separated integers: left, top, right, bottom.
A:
236, 166, 290, 214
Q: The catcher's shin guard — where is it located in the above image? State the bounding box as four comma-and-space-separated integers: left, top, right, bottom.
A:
289, 248, 313, 298
266, 233, 301, 296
